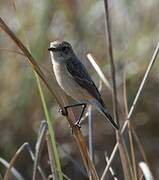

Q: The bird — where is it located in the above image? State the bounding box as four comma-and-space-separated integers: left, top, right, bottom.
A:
48, 41, 118, 130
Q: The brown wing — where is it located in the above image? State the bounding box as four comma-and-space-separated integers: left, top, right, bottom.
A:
66, 57, 105, 107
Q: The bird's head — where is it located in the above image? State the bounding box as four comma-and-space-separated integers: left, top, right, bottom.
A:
48, 41, 74, 63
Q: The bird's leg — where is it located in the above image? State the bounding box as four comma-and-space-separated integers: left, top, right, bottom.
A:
59, 103, 86, 116
75, 104, 87, 126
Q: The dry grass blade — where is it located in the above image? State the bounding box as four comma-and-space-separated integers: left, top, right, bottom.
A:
73, 126, 99, 180
25, 144, 46, 180
0, 157, 24, 180
87, 53, 111, 90
88, 106, 94, 162
103, 0, 134, 179
0, 48, 25, 56
0, 17, 99, 180
105, 152, 118, 180
101, 143, 118, 180
104, 0, 119, 127
127, 42, 159, 119
33, 121, 48, 180
117, 134, 134, 180
139, 162, 154, 180
3, 142, 46, 180
87, 53, 133, 179
123, 68, 138, 180
132, 128, 149, 165
127, 122, 137, 180
3, 143, 29, 180
87, 53, 125, 118
101, 42, 159, 179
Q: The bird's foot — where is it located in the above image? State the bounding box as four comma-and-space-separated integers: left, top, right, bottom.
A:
74, 121, 81, 128
71, 122, 81, 134
58, 107, 68, 116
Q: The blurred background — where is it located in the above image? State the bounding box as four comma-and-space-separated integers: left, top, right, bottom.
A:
0, 0, 159, 179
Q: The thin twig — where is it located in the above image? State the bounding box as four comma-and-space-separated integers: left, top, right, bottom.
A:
128, 42, 159, 119
88, 106, 94, 162
132, 128, 149, 164
123, 68, 138, 180
128, 123, 138, 180
104, 0, 119, 127
87, 53, 111, 90
116, 133, 134, 180
101, 42, 159, 179
87, 53, 125, 119
25, 143, 47, 180
104, 1, 134, 179
0, 48, 25, 56
105, 152, 118, 180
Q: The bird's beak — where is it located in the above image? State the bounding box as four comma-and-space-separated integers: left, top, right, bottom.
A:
48, 47, 55, 51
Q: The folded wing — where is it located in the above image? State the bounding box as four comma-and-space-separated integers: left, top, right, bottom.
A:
66, 57, 105, 107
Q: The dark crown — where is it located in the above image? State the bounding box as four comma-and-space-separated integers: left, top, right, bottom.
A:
48, 41, 72, 52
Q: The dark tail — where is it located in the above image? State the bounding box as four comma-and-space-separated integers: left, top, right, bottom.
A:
101, 108, 119, 130
91, 99, 119, 130
96, 99, 119, 130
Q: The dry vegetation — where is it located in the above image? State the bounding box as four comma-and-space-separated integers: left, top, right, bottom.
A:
0, 0, 159, 179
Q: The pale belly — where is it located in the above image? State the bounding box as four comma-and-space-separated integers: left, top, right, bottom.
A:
53, 62, 92, 102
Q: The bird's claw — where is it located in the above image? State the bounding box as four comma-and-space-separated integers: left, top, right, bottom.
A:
71, 122, 81, 135
59, 107, 68, 116
74, 121, 81, 128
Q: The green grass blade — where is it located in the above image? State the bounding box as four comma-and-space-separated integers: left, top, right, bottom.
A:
35, 72, 63, 180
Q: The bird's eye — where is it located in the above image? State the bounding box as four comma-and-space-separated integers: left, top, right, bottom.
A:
62, 46, 67, 52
